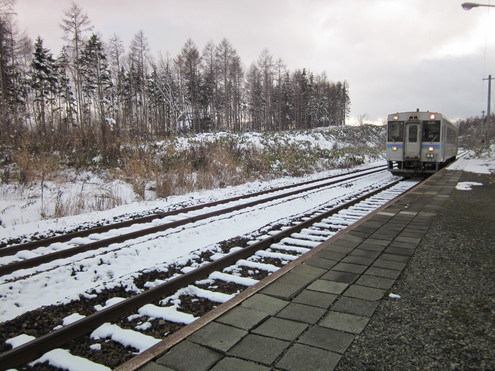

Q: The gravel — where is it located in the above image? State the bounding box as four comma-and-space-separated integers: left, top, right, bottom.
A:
336, 171, 495, 370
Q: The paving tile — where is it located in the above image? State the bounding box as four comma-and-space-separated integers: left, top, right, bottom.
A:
321, 270, 359, 284
156, 340, 222, 371
289, 263, 327, 280
356, 274, 396, 290
332, 262, 367, 274
340, 234, 364, 244
370, 233, 397, 242
260, 281, 304, 301
303, 256, 337, 270
275, 343, 341, 371
379, 253, 410, 263
227, 334, 289, 365
275, 266, 324, 286
341, 255, 375, 266
241, 294, 288, 316
216, 306, 269, 331
343, 284, 386, 301
357, 242, 386, 252
394, 236, 422, 244
252, 316, 308, 341
388, 241, 416, 249
328, 244, 355, 254
365, 266, 402, 279
398, 230, 425, 238
348, 230, 372, 239
331, 297, 379, 317
140, 362, 174, 371
349, 249, 381, 259
314, 249, 346, 261
293, 289, 338, 309
384, 247, 415, 257
189, 322, 247, 352
307, 279, 348, 295
320, 311, 370, 334
210, 357, 270, 371
298, 326, 355, 354
372, 259, 407, 271
276, 302, 326, 324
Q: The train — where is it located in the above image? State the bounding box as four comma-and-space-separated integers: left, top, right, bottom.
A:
386, 110, 458, 176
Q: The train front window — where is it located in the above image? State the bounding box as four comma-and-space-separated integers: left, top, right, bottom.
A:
422, 120, 440, 142
388, 121, 404, 141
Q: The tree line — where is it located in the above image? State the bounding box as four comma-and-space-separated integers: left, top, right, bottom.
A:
0, 2, 350, 149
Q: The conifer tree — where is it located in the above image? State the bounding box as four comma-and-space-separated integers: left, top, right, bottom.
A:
30, 36, 57, 136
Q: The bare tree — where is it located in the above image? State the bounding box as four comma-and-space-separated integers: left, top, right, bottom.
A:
60, 2, 93, 128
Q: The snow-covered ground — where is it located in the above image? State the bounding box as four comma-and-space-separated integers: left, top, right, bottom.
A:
447, 147, 495, 175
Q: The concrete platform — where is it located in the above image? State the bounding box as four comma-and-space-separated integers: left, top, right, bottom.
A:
131, 169, 466, 371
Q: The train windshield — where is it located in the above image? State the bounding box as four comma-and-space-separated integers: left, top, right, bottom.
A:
422, 120, 440, 142
388, 121, 404, 142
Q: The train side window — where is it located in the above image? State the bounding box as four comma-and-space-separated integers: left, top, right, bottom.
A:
388, 121, 404, 141
422, 120, 440, 142
408, 125, 418, 142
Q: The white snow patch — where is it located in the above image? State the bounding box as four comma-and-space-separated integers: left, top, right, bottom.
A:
90, 323, 161, 353
62, 312, 86, 326
209, 271, 259, 287
456, 182, 483, 191
135, 321, 152, 331
89, 343, 102, 351
31, 348, 110, 371
6, 333, 36, 348
138, 304, 196, 324
94, 297, 126, 312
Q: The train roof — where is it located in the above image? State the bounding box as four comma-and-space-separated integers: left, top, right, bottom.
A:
387, 111, 449, 121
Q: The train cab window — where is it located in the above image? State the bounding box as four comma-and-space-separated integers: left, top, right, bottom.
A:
422, 120, 440, 142
408, 125, 418, 142
388, 121, 404, 141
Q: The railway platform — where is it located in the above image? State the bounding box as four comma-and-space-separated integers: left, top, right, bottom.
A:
118, 167, 494, 371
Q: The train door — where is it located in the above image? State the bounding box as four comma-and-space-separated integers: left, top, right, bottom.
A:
404, 123, 421, 159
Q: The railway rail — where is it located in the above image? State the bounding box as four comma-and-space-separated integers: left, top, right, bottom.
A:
0, 166, 387, 277
0, 167, 421, 370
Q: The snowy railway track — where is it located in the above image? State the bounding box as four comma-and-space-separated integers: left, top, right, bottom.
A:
0, 165, 387, 277
0, 176, 422, 370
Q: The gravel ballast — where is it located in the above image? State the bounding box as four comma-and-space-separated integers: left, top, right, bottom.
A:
336, 170, 495, 370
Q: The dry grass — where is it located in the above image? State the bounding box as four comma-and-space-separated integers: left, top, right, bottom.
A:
1, 126, 386, 219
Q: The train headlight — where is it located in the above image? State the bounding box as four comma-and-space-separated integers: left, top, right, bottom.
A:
393, 115, 399, 120
428, 146, 434, 152
429, 113, 436, 120
392, 146, 398, 151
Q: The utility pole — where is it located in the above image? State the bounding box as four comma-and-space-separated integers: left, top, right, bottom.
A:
482, 74, 493, 117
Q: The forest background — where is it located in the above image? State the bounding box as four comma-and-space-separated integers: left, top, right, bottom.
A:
1, 2, 350, 147
0, 1, 490, 224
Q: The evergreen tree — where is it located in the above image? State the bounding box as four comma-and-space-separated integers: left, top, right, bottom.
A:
79, 34, 113, 126
176, 39, 202, 132
30, 36, 57, 135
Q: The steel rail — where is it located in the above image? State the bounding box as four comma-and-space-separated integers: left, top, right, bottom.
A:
0, 165, 386, 257
0, 167, 388, 277
0, 179, 400, 369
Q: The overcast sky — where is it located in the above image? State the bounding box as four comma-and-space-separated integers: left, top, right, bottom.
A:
13, 0, 495, 124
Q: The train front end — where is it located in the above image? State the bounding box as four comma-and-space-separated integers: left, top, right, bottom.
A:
386, 111, 447, 176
